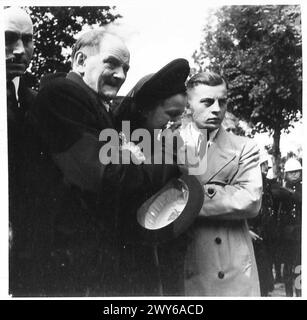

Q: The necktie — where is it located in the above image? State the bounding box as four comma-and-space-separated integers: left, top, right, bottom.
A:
7, 80, 18, 106
7, 80, 20, 123
103, 100, 115, 123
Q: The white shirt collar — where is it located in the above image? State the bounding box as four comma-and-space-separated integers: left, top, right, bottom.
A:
104, 102, 111, 113
208, 128, 219, 145
12, 76, 20, 101
100, 99, 111, 112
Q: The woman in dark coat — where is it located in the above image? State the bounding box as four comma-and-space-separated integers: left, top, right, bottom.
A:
114, 58, 190, 296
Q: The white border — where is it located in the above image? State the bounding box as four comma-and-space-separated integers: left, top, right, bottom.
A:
0, 0, 305, 300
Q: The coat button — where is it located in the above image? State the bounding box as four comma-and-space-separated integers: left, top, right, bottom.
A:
218, 271, 225, 279
215, 237, 222, 244
208, 187, 215, 195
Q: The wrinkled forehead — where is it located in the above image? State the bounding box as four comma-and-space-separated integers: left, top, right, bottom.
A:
98, 34, 130, 63
4, 8, 33, 34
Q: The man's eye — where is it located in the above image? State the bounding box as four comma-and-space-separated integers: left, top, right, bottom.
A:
5, 32, 18, 45
22, 34, 33, 44
5, 32, 33, 45
202, 99, 214, 106
107, 61, 116, 68
123, 65, 130, 74
104, 58, 118, 68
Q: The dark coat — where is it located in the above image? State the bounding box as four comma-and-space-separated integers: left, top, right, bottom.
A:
7, 76, 37, 220
114, 85, 187, 296
23, 72, 152, 296
7, 76, 37, 296
279, 179, 302, 264
117, 163, 184, 296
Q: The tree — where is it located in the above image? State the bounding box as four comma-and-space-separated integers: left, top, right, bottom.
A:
193, 5, 302, 180
24, 6, 121, 88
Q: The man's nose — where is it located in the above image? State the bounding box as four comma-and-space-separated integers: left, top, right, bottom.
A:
113, 66, 126, 81
210, 100, 221, 114
13, 39, 26, 56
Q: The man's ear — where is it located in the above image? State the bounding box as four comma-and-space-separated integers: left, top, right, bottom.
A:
73, 51, 87, 75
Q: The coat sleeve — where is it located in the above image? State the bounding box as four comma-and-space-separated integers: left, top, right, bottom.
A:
199, 139, 262, 220
31, 80, 150, 196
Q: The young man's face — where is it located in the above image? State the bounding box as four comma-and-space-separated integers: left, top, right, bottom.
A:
5, 8, 34, 80
188, 83, 227, 132
82, 34, 130, 100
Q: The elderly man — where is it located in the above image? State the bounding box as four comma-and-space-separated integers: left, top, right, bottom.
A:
183, 71, 262, 296
5, 7, 37, 295
24, 30, 151, 296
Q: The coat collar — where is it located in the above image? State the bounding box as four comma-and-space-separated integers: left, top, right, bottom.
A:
66, 71, 99, 102
18, 76, 37, 112
66, 71, 114, 128
198, 126, 237, 184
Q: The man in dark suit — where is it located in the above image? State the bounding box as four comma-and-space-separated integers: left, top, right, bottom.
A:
25, 29, 151, 296
5, 7, 37, 295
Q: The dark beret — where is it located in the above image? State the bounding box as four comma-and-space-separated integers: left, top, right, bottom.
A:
133, 58, 190, 105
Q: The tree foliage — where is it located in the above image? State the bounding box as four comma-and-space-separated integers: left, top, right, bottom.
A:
193, 5, 302, 178
25, 6, 121, 88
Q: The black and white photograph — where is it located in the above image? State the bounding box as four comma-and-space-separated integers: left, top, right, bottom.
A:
0, 0, 304, 300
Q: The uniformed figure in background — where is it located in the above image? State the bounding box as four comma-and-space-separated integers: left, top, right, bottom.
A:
249, 152, 275, 296
279, 158, 302, 297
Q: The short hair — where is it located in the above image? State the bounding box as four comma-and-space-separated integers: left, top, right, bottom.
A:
186, 71, 228, 90
71, 29, 109, 63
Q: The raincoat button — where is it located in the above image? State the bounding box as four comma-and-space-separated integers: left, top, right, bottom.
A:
215, 237, 222, 244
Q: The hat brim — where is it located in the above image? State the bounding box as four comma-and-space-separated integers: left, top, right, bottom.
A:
135, 174, 203, 245
135, 58, 190, 104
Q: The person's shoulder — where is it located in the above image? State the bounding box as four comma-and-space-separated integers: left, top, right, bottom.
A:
39, 72, 68, 90
33, 73, 98, 118
22, 84, 37, 99
37, 72, 89, 103
38, 72, 72, 92
222, 128, 258, 151
19, 74, 37, 95
18, 76, 37, 107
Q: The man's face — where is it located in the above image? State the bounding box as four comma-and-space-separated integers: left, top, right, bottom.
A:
286, 170, 301, 183
144, 93, 187, 131
188, 83, 227, 132
5, 8, 34, 80
82, 34, 130, 100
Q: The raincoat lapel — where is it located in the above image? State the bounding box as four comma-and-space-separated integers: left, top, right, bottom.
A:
198, 127, 237, 184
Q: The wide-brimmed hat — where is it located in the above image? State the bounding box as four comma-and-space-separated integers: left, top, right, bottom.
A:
114, 58, 190, 130
133, 58, 190, 105
135, 174, 203, 245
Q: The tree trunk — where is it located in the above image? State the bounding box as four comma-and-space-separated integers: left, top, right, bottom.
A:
272, 128, 282, 183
